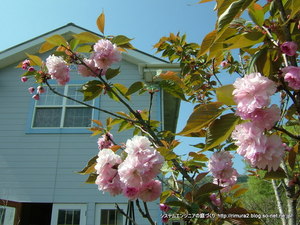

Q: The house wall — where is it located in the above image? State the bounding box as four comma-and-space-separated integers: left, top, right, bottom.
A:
0, 58, 162, 225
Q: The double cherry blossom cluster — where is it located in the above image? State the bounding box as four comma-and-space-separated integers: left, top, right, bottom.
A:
231, 72, 285, 171
208, 151, 238, 188
280, 41, 300, 90
21, 39, 121, 99
94, 135, 164, 202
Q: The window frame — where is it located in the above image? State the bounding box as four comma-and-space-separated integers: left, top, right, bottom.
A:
26, 81, 100, 134
0, 205, 15, 225
50, 204, 86, 225
95, 204, 126, 225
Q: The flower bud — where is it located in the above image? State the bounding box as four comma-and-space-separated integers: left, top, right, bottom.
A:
32, 94, 40, 100
28, 87, 35, 94
280, 41, 298, 56
21, 76, 28, 82
159, 203, 171, 212
28, 67, 35, 72
37, 86, 45, 94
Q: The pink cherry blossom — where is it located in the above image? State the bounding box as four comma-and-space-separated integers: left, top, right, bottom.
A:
252, 135, 285, 171
28, 87, 35, 94
280, 41, 298, 56
282, 66, 300, 90
159, 203, 171, 212
250, 104, 281, 130
220, 61, 229, 68
233, 73, 277, 118
208, 151, 234, 181
32, 94, 40, 100
138, 179, 162, 202
22, 59, 30, 70
122, 186, 140, 200
78, 58, 101, 77
119, 135, 164, 185
97, 132, 113, 150
125, 135, 153, 154
232, 122, 265, 157
46, 55, 70, 85
21, 76, 28, 82
92, 39, 121, 70
94, 149, 123, 195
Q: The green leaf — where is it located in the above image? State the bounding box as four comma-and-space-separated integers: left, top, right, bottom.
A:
157, 147, 177, 160
159, 80, 187, 101
205, 113, 240, 150
73, 32, 100, 43
118, 120, 134, 132
114, 83, 130, 100
215, 84, 236, 105
263, 167, 287, 179
97, 12, 105, 34
217, 0, 255, 31
178, 102, 224, 136
126, 81, 144, 96
85, 173, 98, 184
70, 39, 80, 51
199, 30, 217, 56
160, 190, 173, 203
289, 0, 300, 22
105, 67, 120, 80
111, 35, 133, 46
76, 45, 92, 53
25, 53, 43, 66
46, 35, 68, 47
77, 155, 97, 174
80, 80, 103, 101
248, 3, 264, 26
224, 32, 265, 50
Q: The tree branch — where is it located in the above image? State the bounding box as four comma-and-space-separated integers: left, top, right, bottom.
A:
45, 80, 137, 123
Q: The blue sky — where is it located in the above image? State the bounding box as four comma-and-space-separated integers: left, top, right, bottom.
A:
0, 0, 245, 173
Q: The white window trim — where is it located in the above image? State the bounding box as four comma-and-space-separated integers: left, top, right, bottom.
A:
0, 205, 15, 225
50, 204, 87, 225
95, 203, 127, 225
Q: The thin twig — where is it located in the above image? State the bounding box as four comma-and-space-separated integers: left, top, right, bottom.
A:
115, 203, 138, 225
274, 126, 300, 140
45, 80, 137, 123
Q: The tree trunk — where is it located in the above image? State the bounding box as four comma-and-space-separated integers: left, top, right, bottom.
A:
272, 180, 287, 225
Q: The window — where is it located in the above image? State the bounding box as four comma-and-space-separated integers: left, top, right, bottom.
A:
57, 209, 80, 225
100, 209, 123, 225
0, 206, 15, 225
27, 84, 99, 133
51, 204, 86, 225
95, 204, 125, 225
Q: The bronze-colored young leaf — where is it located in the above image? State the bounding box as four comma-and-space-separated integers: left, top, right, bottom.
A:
111, 35, 133, 47
77, 155, 97, 175
160, 190, 173, 203
178, 102, 224, 136
263, 167, 287, 179
97, 12, 105, 34
224, 32, 265, 50
73, 32, 100, 43
216, 84, 236, 105
85, 173, 98, 184
39, 41, 56, 53
199, 30, 217, 56
233, 188, 248, 197
204, 113, 241, 150
46, 35, 68, 47
217, 0, 255, 31
195, 183, 222, 196
248, 3, 264, 26
25, 53, 43, 66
